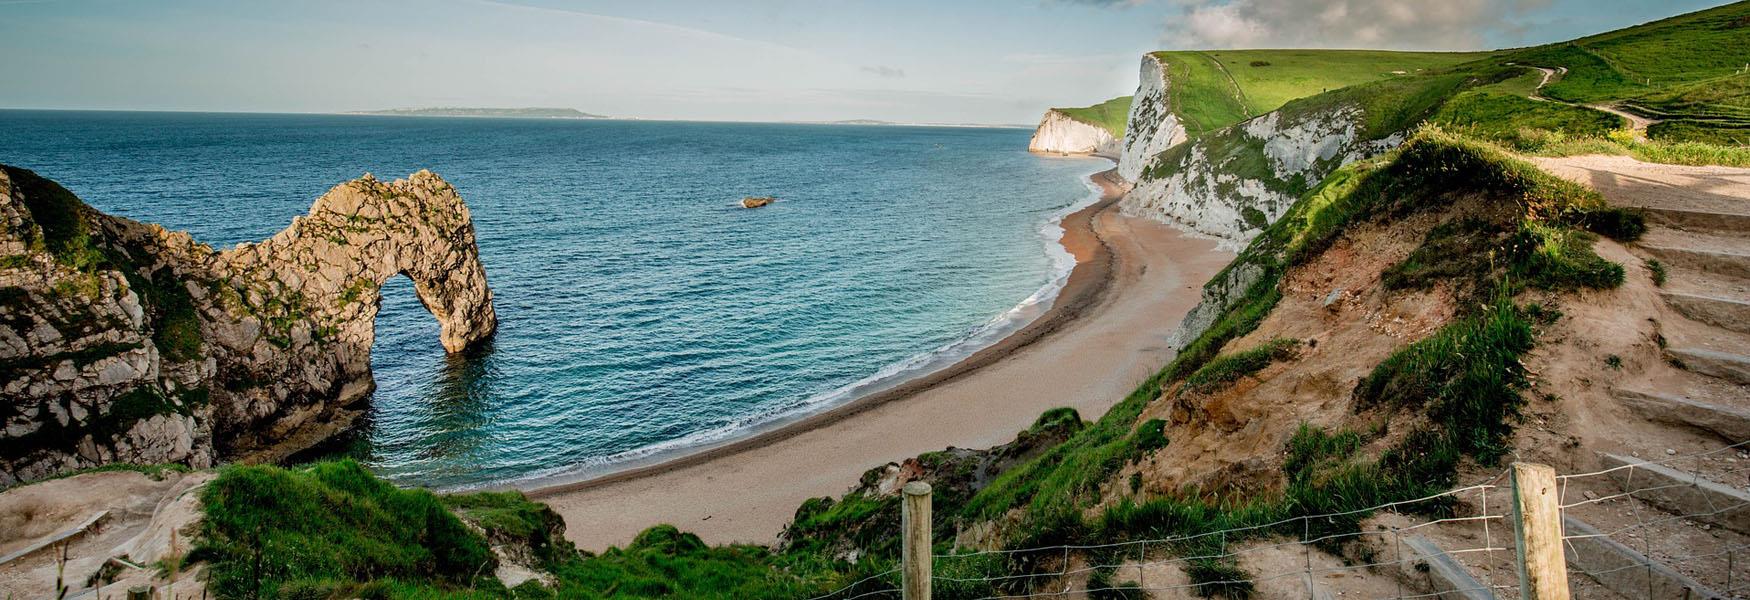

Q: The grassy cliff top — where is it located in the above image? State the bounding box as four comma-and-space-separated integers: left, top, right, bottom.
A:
1526, 0, 1750, 104
1052, 96, 1133, 138
1149, 49, 1492, 136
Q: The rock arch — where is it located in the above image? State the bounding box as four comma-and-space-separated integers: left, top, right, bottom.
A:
0, 166, 497, 482
236, 170, 497, 354
200, 171, 498, 457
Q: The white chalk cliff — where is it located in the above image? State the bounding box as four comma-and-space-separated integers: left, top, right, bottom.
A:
1028, 109, 1120, 156
1117, 54, 1187, 183
1120, 104, 1402, 249
1104, 49, 1413, 249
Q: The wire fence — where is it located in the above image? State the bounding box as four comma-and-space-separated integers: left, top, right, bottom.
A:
806, 440, 1750, 599
1554, 440, 1750, 599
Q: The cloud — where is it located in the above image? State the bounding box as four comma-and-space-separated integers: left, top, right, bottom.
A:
1166, 0, 1551, 50
859, 65, 906, 78
1050, 0, 1149, 7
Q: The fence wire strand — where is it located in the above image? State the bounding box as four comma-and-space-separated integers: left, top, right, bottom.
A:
808, 442, 1750, 599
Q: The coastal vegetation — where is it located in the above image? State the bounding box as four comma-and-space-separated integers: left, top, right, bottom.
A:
1053, 96, 1133, 138
1150, 49, 1489, 136
193, 461, 869, 599
8, 3, 1747, 599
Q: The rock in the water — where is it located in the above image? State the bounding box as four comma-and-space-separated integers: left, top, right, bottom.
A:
0, 165, 497, 485
741, 196, 775, 209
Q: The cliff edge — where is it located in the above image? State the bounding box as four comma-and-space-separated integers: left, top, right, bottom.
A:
0, 166, 496, 486
1028, 97, 1130, 157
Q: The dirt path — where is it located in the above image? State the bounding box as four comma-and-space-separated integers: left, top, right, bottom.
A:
1529, 65, 1659, 134
1203, 52, 1252, 119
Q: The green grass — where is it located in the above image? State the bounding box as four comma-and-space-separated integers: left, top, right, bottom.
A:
947, 129, 1622, 593
1180, 338, 1299, 396
1541, 2, 1750, 101
1354, 294, 1536, 463
1382, 217, 1627, 298
1491, 2, 1750, 144
4, 166, 105, 272
1490, 127, 1750, 167
1152, 50, 1490, 136
1647, 258, 1669, 286
191, 461, 861, 600
1054, 96, 1133, 138
2, 164, 208, 361
1134, 418, 1169, 453
1433, 92, 1624, 139
30, 461, 193, 483
192, 461, 499, 599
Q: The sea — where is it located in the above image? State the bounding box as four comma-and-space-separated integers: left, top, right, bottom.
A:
0, 110, 1105, 489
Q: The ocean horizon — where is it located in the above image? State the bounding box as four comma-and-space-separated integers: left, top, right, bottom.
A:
0, 109, 1105, 488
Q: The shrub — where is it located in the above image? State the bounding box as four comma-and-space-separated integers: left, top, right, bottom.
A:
1181, 338, 1299, 395
1133, 419, 1169, 453
1185, 560, 1254, 599
192, 460, 497, 599
1646, 258, 1668, 286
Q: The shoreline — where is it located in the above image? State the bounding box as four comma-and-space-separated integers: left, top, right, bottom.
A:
529, 166, 1233, 550
523, 167, 1129, 496
500, 161, 1113, 489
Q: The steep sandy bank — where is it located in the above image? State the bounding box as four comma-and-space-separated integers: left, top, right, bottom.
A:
529, 169, 1231, 550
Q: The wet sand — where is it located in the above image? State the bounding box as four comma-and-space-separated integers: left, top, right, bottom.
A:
527, 167, 1233, 550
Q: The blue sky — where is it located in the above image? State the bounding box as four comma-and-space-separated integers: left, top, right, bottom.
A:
0, 0, 1727, 123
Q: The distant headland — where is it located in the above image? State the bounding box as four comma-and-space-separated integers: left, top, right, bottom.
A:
348, 107, 609, 119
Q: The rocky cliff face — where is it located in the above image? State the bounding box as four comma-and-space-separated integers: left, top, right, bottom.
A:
1027, 109, 1120, 156
1117, 54, 1187, 182
0, 166, 495, 486
1119, 102, 1402, 250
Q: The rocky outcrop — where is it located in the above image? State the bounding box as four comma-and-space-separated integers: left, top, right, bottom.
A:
0, 166, 496, 486
1117, 54, 1187, 182
1028, 109, 1120, 156
1120, 102, 1403, 250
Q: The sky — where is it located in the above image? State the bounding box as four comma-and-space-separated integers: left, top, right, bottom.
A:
0, 0, 1729, 124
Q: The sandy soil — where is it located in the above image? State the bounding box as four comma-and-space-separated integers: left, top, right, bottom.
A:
0, 470, 210, 599
528, 168, 1234, 551
1533, 155, 1750, 214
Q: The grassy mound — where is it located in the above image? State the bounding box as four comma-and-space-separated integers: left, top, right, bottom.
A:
192, 461, 498, 599
1054, 96, 1133, 138
191, 460, 864, 599
941, 128, 1633, 592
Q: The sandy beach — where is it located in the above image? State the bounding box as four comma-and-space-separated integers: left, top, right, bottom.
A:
529, 167, 1233, 550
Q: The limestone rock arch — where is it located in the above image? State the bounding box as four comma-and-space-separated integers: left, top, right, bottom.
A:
196, 170, 499, 457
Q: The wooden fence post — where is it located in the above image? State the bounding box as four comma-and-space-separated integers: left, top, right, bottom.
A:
1511, 462, 1571, 600
902, 481, 933, 600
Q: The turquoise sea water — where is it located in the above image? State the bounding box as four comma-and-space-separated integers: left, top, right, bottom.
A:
0, 111, 1103, 488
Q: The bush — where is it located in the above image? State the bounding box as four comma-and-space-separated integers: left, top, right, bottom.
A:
1181, 338, 1299, 395
1185, 560, 1254, 599
192, 460, 497, 599
1133, 419, 1169, 453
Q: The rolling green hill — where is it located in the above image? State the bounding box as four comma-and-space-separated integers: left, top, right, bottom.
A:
1141, 2, 1750, 147
1151, 49, 1492, 136
1053, 95, 1133, 138
1484, 0, 1750, 144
